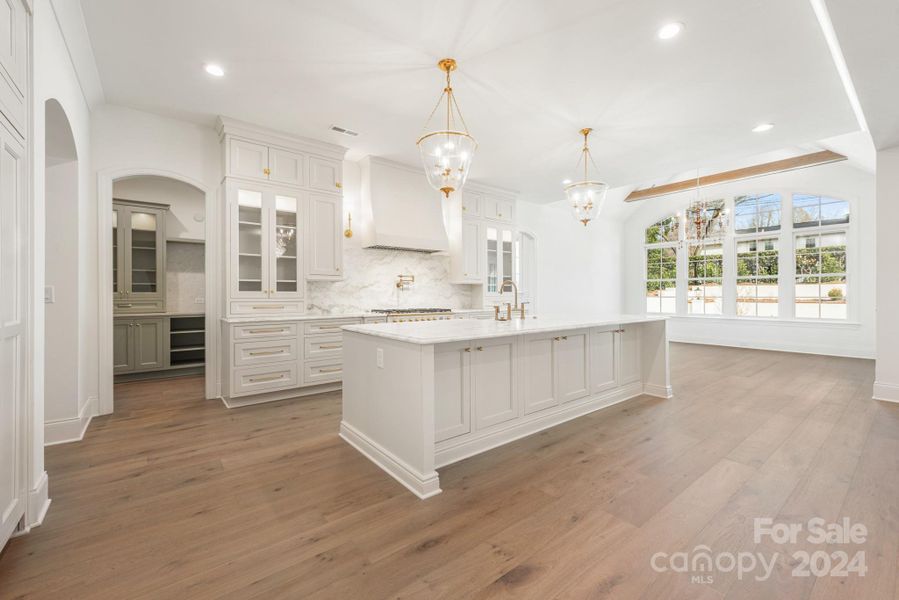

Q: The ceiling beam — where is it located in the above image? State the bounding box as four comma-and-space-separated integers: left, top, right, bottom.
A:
624, 150, 848, 202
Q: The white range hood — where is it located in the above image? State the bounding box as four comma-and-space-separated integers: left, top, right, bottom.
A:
359, 156, 449, 253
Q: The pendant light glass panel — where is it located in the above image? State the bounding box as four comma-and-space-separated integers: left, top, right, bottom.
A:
418, 131, 477, 197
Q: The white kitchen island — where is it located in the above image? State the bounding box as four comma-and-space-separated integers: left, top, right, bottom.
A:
340, 315, 670, 498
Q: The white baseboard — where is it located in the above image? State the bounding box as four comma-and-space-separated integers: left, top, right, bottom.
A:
14, 471, 51, 537
670, 336, 874, 360
435, 381, 644, 469
339, 421, 442, 500
873, 381, 899, 403
45, 395, 97, 446
644, 383, 673, 398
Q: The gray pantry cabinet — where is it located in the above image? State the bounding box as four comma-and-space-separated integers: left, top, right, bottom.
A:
113, 199, 169, 314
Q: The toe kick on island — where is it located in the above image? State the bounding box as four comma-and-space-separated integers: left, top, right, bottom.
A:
339, 315, 671, 498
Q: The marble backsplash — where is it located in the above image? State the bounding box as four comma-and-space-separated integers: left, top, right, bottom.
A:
166, 241, 205, 314
306, 244, 473, 313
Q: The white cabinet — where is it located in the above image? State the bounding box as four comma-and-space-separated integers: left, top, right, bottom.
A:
484, 195, 514, 222
522, 330, 589, 415
309, 156, 342, 192
229, 139, 309, 188
472, 337, 518, 430
555, 332, 590, 403
435, 342, 472, 442
306, 193, 342, 280
0, 115, 25, 549
0, 0, 27, 136
228, 181, 305, 312
461, 191, 481, 217
434, 336, 518, 439
460, 220, 484, 282
269, 147, 305, 186
230, 139, 269, 180
522, 334, 556, 415
485, 224, 516, 296
590, 327, 618, 394
618, 325, 642, 385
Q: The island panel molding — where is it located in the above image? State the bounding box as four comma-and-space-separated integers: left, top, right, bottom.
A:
340, 316, 671, 498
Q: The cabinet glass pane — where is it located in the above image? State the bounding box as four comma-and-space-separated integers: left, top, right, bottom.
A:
112, 210, 118, 293
238, 189, 263, 292
502, 229, 513, 287
130, 211, 157, 293
274, 194, 298, 292
487, 227, 498, 293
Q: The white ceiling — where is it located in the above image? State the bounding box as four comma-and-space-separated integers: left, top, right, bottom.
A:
79, 0, 859, 205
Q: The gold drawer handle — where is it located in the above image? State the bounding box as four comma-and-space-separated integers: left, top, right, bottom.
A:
263, 167, 271, 176
316, 325, 341, 330
248, 350, 284, 356
319, 344, 341, 350
252, 305, 285, 310
247, 328, 287, 334
317, 367, 341, 373
248, 374, 284, 383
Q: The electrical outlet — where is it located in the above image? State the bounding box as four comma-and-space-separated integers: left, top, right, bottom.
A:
376, 348, 384, 369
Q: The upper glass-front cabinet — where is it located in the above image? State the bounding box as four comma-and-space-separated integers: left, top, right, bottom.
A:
230, 182, 304, 301
486, 225, 517, 296
112, 200, 168, 314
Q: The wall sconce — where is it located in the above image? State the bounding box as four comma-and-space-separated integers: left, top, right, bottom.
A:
396, 274, 415, 290
344, 212, 353, 238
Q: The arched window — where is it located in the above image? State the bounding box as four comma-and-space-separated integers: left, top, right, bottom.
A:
644, 216, 678, 314
735, 194, 782, 317
793, 195, 848, 319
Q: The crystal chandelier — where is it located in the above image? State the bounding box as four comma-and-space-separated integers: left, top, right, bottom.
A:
417, 58, 477, 198
684, 170, 728, 242
564, 128, 608, 226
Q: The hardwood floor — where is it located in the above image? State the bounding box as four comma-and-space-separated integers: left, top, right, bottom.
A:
1, 343, 897, 599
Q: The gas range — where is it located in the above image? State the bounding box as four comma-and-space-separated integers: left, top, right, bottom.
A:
371, 308, 457, 323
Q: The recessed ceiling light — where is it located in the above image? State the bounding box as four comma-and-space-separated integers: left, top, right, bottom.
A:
657, 22, 684, 40
204, 63, 225, 77
752, 122, 774, 133
562, 179, 572, 185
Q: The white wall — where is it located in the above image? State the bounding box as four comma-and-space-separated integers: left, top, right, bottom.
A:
874, 147, 899, 400
622, 161, 876, 358
32, 0, 95, 518
43, 161, 79, 423
517, 200, 624, 317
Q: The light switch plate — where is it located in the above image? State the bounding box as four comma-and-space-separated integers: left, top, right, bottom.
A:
44, 286, 55, 303
376, 348, 384, 369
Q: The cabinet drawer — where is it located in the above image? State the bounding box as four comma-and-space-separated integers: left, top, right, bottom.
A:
232, 364, 298, 397
232, 322, 298, 341
230, 300, 305, 316
114, 299, 165, 314
233, 339, 299, 367
304, 360, 343, 384
305, 319, 359, 335
305, 333, 343, 360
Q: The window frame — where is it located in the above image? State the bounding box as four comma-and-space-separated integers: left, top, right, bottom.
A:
644, 241, 678, 315
686, 241, 724, 316
734, 234, 780, 318
792, 222, 849, 321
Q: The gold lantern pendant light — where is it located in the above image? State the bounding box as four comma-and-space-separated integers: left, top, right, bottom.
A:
417, 58, 478, 198
565, 128, 609, 226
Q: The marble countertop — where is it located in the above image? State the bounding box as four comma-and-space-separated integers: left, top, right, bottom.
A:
342, 314, 667, 344
221, 308, 495, 324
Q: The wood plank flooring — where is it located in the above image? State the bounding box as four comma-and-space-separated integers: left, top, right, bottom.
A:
1, 343, 898, 599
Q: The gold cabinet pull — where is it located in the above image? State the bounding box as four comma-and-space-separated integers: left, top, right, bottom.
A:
247, 328, 287, 334
476, 346, 484, 351
316, 325, 341, 330
335, 182, 342, 189
248, 373, 284, 383
561, 336, 568, 340
252, 305, 285, 310
464, 347, 471, 352
319, 344, 341, 350
263, 167, 271, 176
317, 367, 341, 373
248, 349, 284, 356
